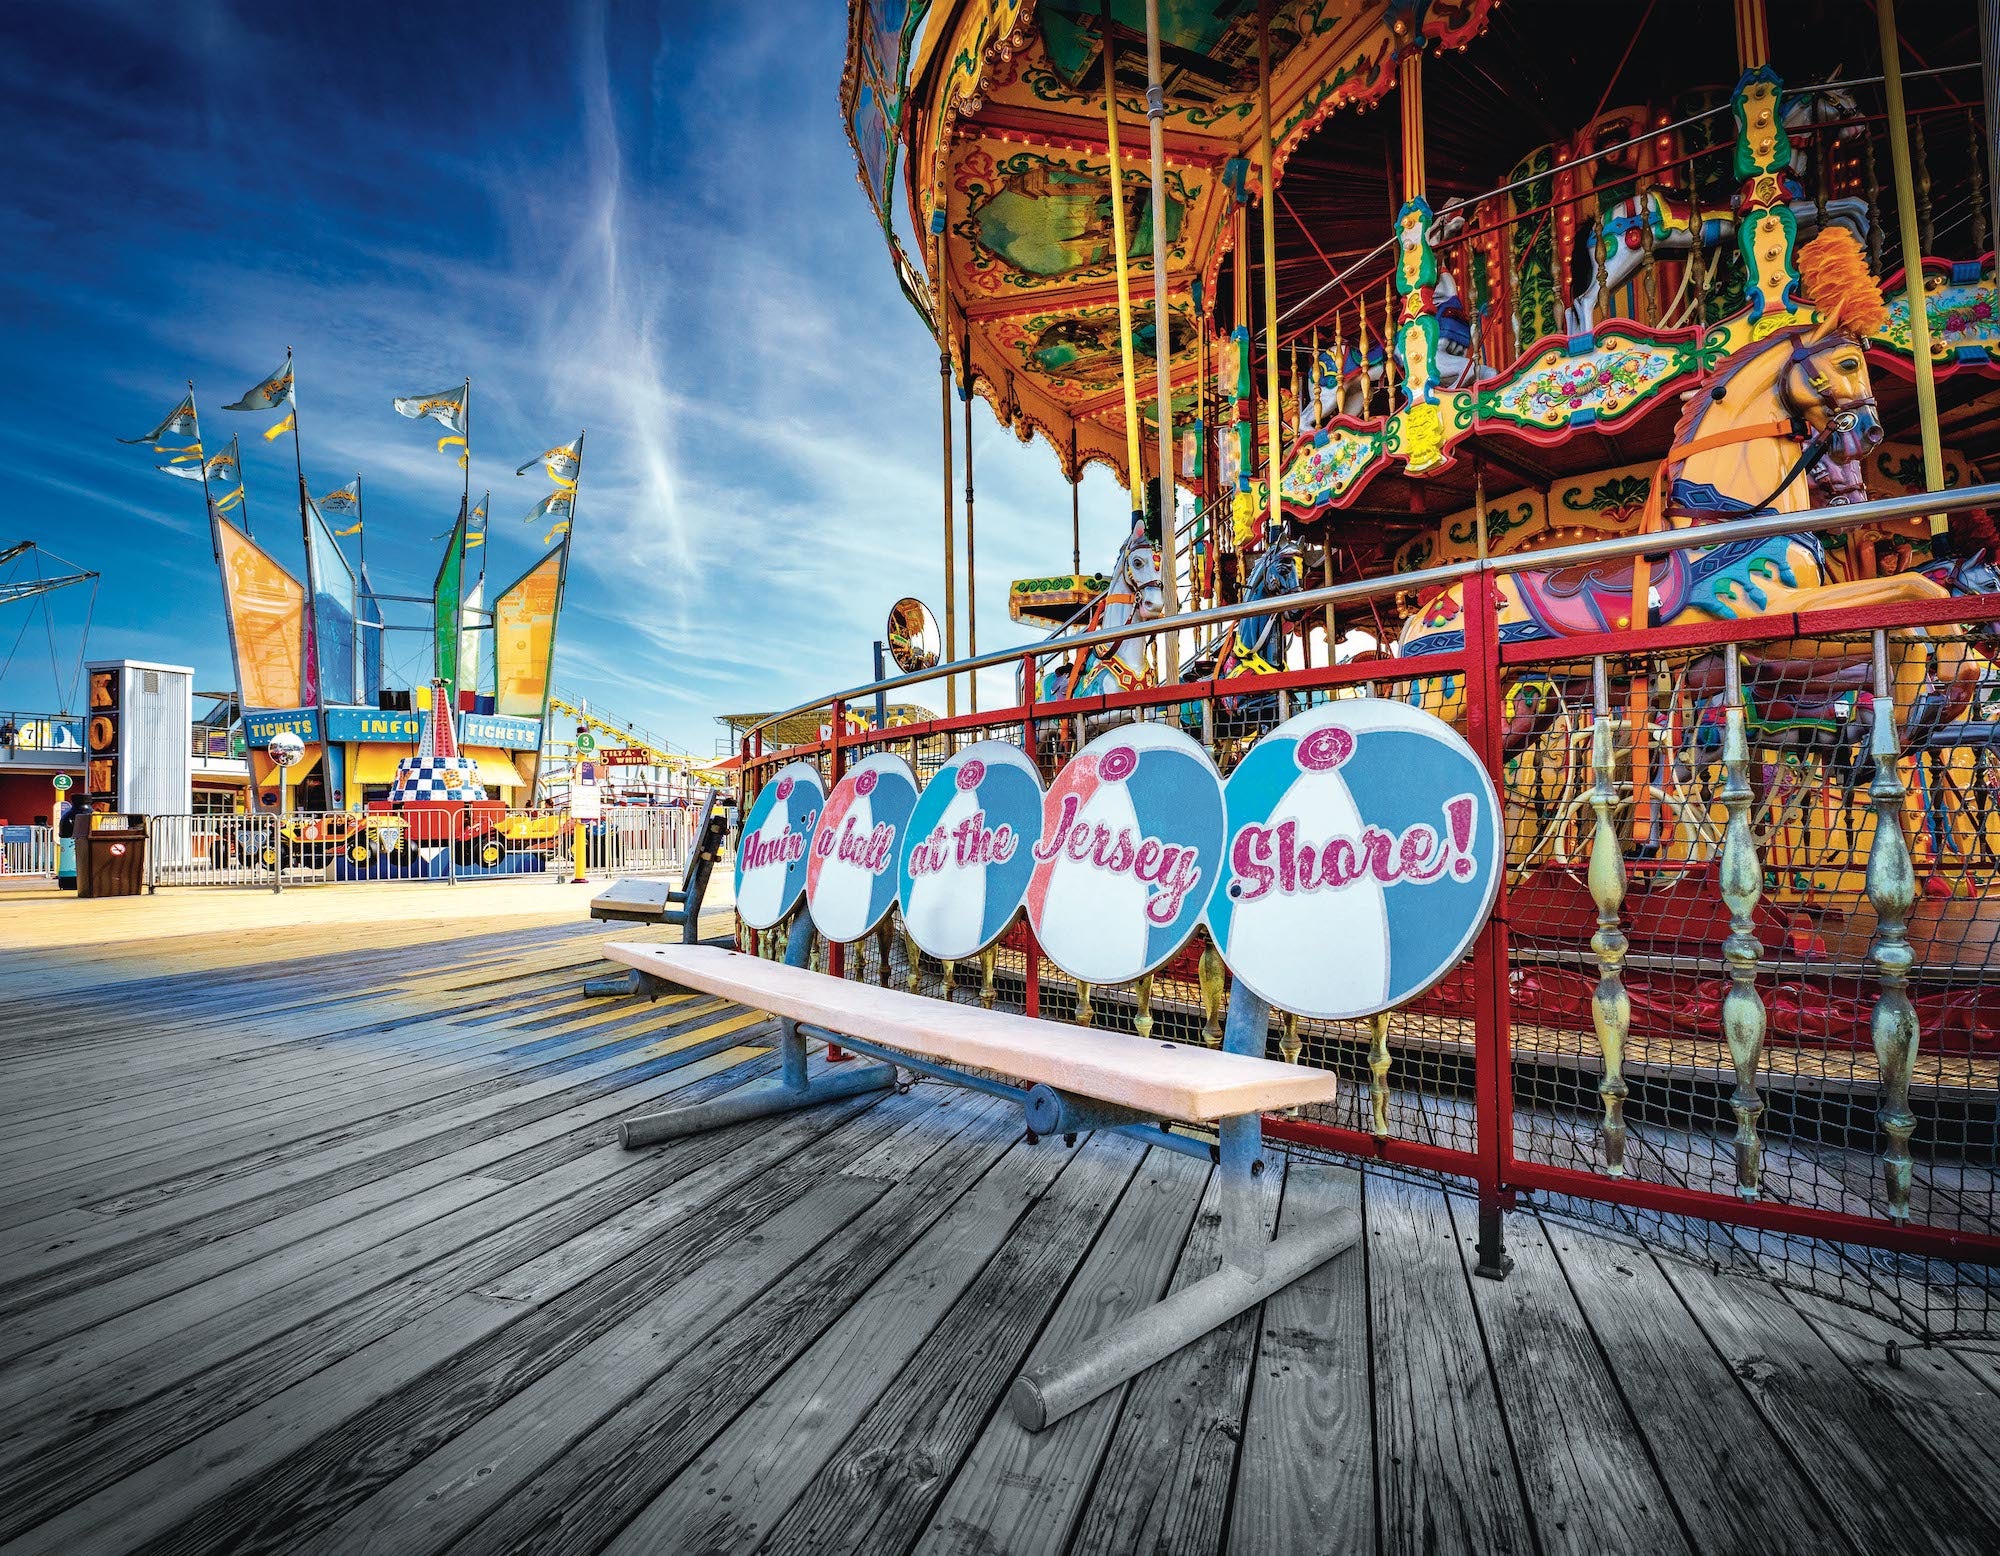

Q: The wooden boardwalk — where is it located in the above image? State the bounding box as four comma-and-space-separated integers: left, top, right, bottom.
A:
4, 886, 2000, 1554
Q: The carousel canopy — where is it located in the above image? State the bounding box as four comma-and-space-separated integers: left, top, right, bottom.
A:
847, 0, 1494, 489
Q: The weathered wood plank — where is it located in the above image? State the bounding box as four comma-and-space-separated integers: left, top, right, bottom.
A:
756, 1132, 1151, 1556
130, 1169, 894, 1556
1365, 1174, 1534, 1556
444, 1097, 1028, 1556
912, 1147, 1210, 1556
0, 1056, 865, 1541
1539, 1213, 1848, 1554
1655, 1252, 2000, 1555
1448, 1199, 1690, 1556
1065, 1157, 1282, 1556
1225, 1162, 1372, 1556
599, 1124, 1092, 1553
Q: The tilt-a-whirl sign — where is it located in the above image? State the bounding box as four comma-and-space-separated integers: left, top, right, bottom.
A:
736, 700, 1501, 1019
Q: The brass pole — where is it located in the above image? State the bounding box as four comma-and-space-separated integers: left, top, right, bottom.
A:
1983, 0, 2000, 266
938, 265, 958, 716
1257, 1, 1281, 546
1143, 0, 1181, 676
1102, 13, 1147, 521
962, 322, 978, 713
1070, 428, 1082, 575
1877, 0, 1948, 535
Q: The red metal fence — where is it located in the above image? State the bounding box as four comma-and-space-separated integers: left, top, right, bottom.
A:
738, 485, 2000, 1331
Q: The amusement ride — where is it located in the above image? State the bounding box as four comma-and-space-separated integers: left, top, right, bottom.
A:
723, 0, 2000, 1307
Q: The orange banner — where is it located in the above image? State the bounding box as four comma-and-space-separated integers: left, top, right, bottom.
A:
493, 547, 562, 719
215, 517, 307, 710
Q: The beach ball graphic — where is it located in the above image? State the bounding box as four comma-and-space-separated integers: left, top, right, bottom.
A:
896, 741, 1043, 960
1204, 699, 1501, 1020
735, 760, 824, 930
807, 752, 918, 943
1027, 722, 1225, 986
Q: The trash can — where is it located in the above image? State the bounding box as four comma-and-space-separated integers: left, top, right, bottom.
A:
79, 827, 148, 898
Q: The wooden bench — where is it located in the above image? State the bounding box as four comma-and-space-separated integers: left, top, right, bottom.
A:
600, 919, 1356, 1433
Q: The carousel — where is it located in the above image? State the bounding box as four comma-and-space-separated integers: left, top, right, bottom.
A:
798, 0, 2000, 1285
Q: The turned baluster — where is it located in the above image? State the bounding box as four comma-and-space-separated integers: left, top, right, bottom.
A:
941, 959, 957, 1000
979, 945, 999, 1010
1134, 972, 1155, 1039
1588, 657, 1633, 1175
1866, 631, 1921, 1220
1277, 1010, 1301, 1116
874, 918, 893, 987
902, 921, 922, 992
1367, 1010, 1393, 1136
1718, 650, 1767, 1197
1076, 979, 1094, 1028
1197, 932, 1226, 1047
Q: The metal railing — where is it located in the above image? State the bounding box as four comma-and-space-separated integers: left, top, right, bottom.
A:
0, 712, 83, 766
1, 824, 54, 877
735, 481, 2000, 1335
144, 803, 702, 889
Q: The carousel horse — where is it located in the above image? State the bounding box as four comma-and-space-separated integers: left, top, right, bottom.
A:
1025, 520, 1163, 703
1174, 524, 1307, 728
1399, 230, 1971, 729
1564, 85, 1868, 337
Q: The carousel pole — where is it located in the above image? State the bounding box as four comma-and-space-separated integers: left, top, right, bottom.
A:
1983, 0, 2000, 268
937, 255, 959, 717
1070, 428, 1082, 575
1256, 1, 1282, 552
1142, 0, 1182, 676
1877, 0, 1947, 535
961, 319, 978, 713
1101, 6, 1148, 534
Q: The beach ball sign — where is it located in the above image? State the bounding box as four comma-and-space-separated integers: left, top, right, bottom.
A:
735, 759, 824, 930
807, 752, 919, 943
1027, 722, 1225, 985
1205, 698, 1501, 1020
897, 741, 1043, 960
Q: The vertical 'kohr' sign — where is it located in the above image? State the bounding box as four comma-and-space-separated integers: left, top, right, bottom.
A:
808, 752, 919, 942
1205, 699, 1500, 1019
897, 741, 1043, 959
735, 759, 824, 930
1027, 723, 1225, 984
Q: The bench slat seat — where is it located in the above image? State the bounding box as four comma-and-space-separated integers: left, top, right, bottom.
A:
600, 941, 1339, 1125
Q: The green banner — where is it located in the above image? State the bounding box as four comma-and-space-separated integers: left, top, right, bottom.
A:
432, 506, 467, 705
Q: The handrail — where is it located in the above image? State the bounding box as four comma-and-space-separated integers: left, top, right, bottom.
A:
744, 482, 2000, 741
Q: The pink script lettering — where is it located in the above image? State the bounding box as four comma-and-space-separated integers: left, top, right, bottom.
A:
1031, 792, 1203, 925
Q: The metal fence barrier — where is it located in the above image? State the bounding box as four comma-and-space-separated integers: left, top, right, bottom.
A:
145, 804, 702, 889
2, 825, 55, 878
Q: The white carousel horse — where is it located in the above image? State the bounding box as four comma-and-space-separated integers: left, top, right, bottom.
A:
1024, 520, 1164, 702
1565, 86, 1869, 336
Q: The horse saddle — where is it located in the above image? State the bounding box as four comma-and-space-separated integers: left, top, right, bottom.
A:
1510, 552, 1693, 638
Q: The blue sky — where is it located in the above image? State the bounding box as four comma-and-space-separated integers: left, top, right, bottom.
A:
0, 1, 1134, 755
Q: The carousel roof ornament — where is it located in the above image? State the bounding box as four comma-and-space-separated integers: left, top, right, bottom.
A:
840, 0, 1498, 490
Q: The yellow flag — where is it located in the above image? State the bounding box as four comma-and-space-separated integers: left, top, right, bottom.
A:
262, 411, 296, 442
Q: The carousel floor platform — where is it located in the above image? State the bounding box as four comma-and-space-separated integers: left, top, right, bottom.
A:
3, 905, 2000, 1554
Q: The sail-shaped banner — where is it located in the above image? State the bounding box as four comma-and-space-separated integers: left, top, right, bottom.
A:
213, 513, 309, 710
431, 510, 467, 706
305, 500, 357, 705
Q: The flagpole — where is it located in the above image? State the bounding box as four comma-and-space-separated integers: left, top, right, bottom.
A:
284, 346, 333, 804
192, 380, 250, 807
534, 430, 583, 807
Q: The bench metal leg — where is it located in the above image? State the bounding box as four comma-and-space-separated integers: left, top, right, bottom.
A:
618, 912, 896, 1150
1007, 982, 1360, 1433
582, 970, 643, 998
